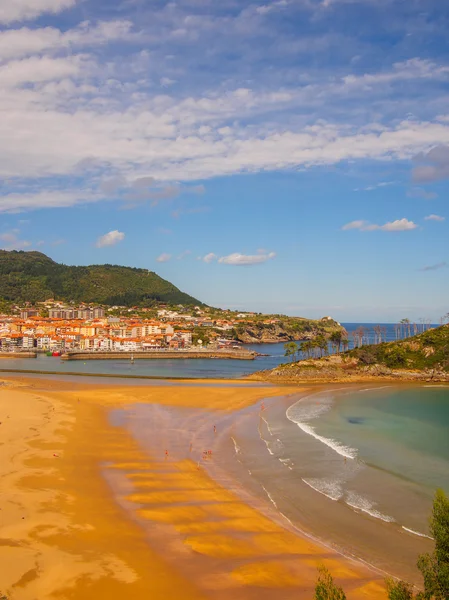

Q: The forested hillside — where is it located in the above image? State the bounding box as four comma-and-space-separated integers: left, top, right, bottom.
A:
0, 250, 201, 306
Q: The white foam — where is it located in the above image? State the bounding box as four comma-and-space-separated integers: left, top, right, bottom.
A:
345, 491, 394, 523
261, 416, 273, 436
302, 478, 344, 501
230, 436, 241, 455
402, 526, 433, 540
264, 439, 274, 455
294, 421, 357, 459
262, 485, 278, 509
286, 393, 357, 460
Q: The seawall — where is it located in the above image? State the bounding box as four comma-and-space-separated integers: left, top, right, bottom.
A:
61, 350, 256, 361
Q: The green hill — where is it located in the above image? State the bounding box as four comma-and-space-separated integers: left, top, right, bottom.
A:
0, 250, 202, 307
250, 324, 449, 382
349, 324, 449, 371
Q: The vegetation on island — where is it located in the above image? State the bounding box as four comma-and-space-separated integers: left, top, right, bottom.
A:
0, 250, 201, 307
348, 324, 449, 372
230, 316, 344, 344
315, 490, 449, 600
250, 323, 449, 381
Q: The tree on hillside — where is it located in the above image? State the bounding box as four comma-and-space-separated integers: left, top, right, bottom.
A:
330, 331, 343, 354
284, 341, 299, 362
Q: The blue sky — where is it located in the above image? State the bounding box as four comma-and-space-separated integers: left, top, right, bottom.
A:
0, 0, 448, 322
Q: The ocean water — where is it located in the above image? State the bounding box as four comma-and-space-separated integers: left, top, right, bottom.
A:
284, 386, 449, 535
0, 341, 290, 378
0, 323, 439, 378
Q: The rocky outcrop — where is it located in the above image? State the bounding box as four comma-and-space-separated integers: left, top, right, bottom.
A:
234, 320, 345, 344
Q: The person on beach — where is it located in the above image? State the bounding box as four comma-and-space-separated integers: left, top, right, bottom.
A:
165, 449, 169, 460
261, 401, 265, 411
190, 442, 193, 452
213, 425, 217, 434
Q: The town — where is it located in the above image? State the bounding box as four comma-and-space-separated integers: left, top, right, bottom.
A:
0, 300, 261, 354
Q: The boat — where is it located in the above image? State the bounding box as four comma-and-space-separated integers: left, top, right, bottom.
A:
46, 351, 53, 357
52, 351, 61, 357
130, 354, 134, 363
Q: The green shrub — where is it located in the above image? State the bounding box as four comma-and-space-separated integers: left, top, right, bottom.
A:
386, 578, 415, 600
314, 566, 347, 600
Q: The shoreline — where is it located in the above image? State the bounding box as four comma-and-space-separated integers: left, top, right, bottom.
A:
0, 375, 402, 599
224, 385, 435, 586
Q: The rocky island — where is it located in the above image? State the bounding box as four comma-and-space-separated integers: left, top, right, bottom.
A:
248, 323, 449, 383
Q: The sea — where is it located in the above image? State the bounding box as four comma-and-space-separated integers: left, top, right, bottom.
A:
0, 322, 432, 379
220, 383, 449, 578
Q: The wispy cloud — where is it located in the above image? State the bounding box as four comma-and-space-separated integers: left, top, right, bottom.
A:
177, 250, 191, 260
218, 251, 276, 265
0, 229, 32, 250
407, 188, 438, 200
419, 262, 447, 272
202, 252, 217, 263
342, 218, 418, 231
0, 0, 77, 25
96, 230, 125, 248
424, 214, 445, 222
156, 253, 171, 263
412, 145, 449, 183
353, 181, 396, 192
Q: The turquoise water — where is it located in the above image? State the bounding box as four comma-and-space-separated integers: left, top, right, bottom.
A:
286, 386, 449, 535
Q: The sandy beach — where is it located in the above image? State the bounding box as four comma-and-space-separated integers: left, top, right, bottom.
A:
0, 376, 389, 599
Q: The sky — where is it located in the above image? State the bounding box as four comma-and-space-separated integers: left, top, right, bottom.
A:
0, 0, 448, 322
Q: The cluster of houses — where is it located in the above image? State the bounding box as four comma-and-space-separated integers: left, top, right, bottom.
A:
0, 303, 271, 353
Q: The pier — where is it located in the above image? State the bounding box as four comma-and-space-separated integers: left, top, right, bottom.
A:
61, 349, 256, 361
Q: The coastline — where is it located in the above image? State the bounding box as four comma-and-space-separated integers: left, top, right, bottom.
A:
0, 375, 390, 599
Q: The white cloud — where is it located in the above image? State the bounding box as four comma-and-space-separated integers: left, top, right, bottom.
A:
379, 219, 418, 232
203, 252, 217, 263
0, 55, 86, 88
156, 253, 171, 262
0, 190, 101, 213
341, 220, 368, 230
0, 229, 31, 249
424, 214, 445, 221
342, 218, 418, 231
0, 21, 134, 60
177, 250, 191, 259
0, 0, 77, 25
218, 251, 276, 265
96, 230, 125, 248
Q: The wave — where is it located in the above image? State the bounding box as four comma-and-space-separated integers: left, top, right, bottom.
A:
262, 485, 278, 509
230, 436, 241, 455
402, 526, 433, 540
345, 491, 394, 523
302, 477, 344, 501
264, 440, 274, 455
261, 416, 273, 436
286, 393, 357, 460
293, 421, 357, 459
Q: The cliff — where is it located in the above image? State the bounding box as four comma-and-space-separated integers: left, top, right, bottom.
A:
233, 317, 344, 344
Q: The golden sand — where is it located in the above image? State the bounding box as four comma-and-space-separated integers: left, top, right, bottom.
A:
0, 378, 386, 599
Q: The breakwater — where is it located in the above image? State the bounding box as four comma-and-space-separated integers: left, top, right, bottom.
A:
61, 350, 256, 361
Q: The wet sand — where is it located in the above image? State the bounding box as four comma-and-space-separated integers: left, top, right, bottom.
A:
0, 377, 387, 599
